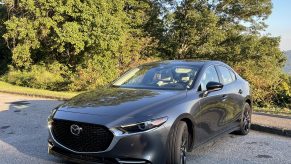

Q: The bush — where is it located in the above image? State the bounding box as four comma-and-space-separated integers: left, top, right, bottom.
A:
2, 62, 71, 91
233, 58, 283, 107
69, 56, 119, 91
273, 75, 291, 107
1, 56, 161, 92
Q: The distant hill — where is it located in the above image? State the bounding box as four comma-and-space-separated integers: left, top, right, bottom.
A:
284, 50, 291, 74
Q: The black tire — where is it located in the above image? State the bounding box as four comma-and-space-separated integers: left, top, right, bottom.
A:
167, 121, 189, 164
236, 103, 252, 135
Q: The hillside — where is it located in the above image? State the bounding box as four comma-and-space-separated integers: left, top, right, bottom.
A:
284, 50, 291, 74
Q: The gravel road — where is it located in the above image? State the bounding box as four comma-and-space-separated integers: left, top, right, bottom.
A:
0, 93, 290, 164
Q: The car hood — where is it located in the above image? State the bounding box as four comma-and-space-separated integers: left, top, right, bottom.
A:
57, 87, 186, 120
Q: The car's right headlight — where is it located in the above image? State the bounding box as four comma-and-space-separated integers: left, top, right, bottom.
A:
114, 117, 168, 135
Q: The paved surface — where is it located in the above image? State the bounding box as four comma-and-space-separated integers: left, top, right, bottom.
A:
0, 93, 291, 164
252, 114, 291, 130
0, 93, 50, 112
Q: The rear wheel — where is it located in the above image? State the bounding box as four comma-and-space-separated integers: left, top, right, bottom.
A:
167, 121, 189, 164
236, 103, 252, 135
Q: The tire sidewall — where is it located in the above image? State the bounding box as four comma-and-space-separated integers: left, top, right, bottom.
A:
166, 121, 189, 164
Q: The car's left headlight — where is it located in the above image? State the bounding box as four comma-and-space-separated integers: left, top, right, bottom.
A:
115, 117, 168, 134
48, 108, 58, 129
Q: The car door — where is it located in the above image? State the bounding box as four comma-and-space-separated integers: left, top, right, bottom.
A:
194, 65, 227, 144
216, 65, 242, 129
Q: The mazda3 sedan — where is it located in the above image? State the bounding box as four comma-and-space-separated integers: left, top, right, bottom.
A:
48, 60, 252, 164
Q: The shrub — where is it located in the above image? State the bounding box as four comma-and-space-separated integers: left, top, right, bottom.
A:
272, 75, 291, 107
69, 56, 119, 91
234, 58, 283, 107
2, 62, 71, 91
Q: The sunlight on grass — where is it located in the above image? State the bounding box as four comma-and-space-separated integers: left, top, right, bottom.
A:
254, 106, 291, 116
0, 81, 79, 100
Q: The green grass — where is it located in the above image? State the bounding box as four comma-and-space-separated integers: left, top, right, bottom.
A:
0, 81, 79, 100
254, 106, 291, 116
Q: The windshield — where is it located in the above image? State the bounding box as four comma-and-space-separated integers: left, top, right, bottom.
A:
113, 64, 200, 90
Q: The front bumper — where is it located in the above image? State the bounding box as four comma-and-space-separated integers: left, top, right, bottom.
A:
48, 124, 169, 164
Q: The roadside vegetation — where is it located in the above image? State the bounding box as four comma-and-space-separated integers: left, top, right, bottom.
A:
0, 0, 290, 112
0, 81, 78, 100
254, 106, 291, 116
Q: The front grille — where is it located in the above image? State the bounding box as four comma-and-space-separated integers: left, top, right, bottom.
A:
51, 119, 114, 152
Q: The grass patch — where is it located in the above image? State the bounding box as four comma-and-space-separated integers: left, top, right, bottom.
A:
254, 106, 291, 116
0, 81, 79, 100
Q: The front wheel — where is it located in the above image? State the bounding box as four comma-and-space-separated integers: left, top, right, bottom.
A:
167, 121, 189, 164
236, 103, 252, 135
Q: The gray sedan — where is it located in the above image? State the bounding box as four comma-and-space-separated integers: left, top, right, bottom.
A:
48, 60, 252, 164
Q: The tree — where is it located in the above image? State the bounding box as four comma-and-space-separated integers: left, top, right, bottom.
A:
0, 0, 288, 107
159, 0, 286, 105
1, 0, 160, 90
0, 3, 11, 75
162, 0, 226, 59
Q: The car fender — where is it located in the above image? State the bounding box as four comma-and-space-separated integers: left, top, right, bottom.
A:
166, 113, 196, 151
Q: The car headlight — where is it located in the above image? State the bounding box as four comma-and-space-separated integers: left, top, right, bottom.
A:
48, 108, 58, 129
116, 117, 168, 134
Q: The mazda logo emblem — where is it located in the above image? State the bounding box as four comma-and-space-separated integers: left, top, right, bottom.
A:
70, 124, 82, 136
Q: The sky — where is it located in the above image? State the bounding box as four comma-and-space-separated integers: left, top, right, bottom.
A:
264, 0, 291, 51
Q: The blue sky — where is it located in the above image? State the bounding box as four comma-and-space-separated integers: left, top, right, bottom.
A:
264, 0, 291, 51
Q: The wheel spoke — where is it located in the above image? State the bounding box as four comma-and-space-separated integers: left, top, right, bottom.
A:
180, 130, 188, 164
242, 108, 251, 132
180, 149, 186, 164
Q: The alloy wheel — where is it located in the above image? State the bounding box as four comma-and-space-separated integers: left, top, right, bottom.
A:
180, 129, 188, 164
242, 108, 251, 132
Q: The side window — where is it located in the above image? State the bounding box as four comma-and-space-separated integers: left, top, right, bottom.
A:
217, 66, 233, 85
229, 69, 236, 81
200, 66, 219, 91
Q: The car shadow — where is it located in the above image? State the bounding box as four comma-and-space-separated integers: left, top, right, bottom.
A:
0, 98, 76, 163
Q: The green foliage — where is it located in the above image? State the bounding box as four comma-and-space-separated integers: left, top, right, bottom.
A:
2, 62, 71, 91
0, 5, 11, 75
162, 0, 226, 59
3, 0, 128, 68
231, 36, 286, 106
69, 56, 119, 91
159, 0, 288, 107
0, 0, 159, 89
0, 0, 289, 109
234, 58, 282, 106
272, 75, 291, 108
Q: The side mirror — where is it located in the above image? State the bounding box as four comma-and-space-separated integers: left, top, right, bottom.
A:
206, 81, 223, 91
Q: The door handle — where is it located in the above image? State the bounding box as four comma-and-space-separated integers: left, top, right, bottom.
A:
238, 89, 243, 94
